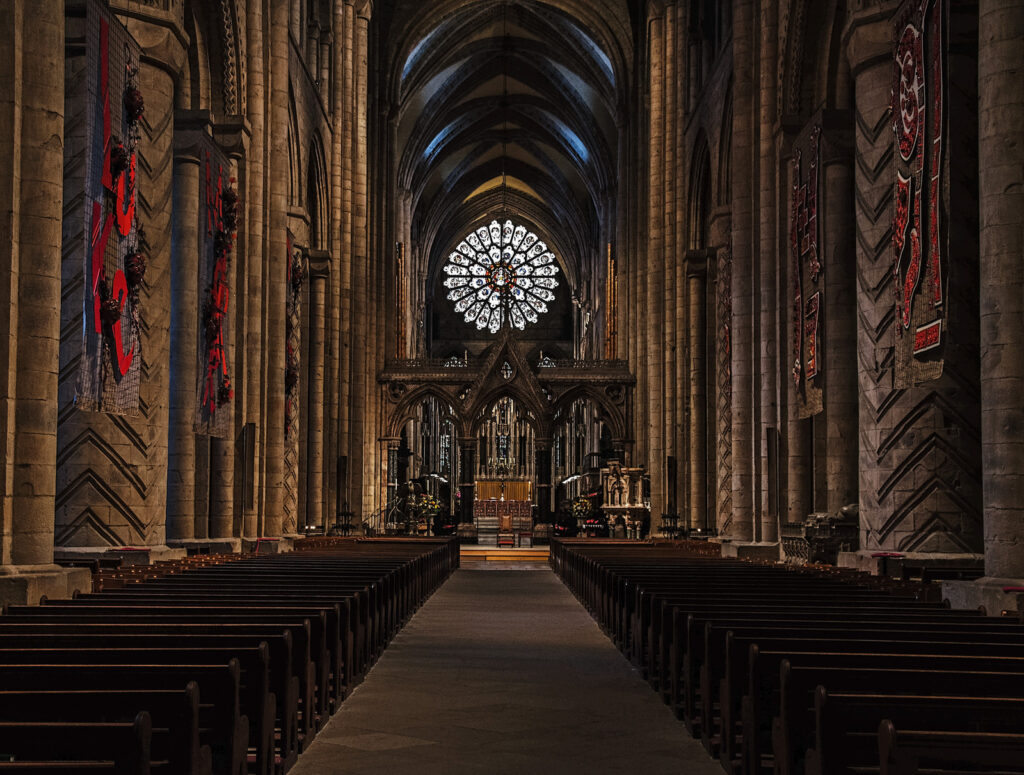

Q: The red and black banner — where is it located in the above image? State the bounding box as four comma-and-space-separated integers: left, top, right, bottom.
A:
194, 138, 236, 436
76, 0, 144, 414
791, 124, 823, 418
892, 0, 947, 387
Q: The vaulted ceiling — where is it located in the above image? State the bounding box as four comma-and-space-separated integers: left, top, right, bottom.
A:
383, 0, 635, 296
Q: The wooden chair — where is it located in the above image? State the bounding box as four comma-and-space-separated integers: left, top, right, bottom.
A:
497, 514, 515, 548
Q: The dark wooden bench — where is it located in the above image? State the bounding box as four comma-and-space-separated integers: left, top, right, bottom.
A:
0, 663, 247, 775
710, 630, 1024, 764
0, 623, 321, 741
744, 658, 1024, 775
0, 685, 212, 775
804, 688, 1024, 775
0, 714, 151, 775
0, 644, 286, 775
878, 719, 1024, 775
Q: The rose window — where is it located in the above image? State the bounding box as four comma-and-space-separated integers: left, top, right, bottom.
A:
442, 219, 560, 333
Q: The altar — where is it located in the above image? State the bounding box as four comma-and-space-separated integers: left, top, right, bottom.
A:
473, 479, 533, 546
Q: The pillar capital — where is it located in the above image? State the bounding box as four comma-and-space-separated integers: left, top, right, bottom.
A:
115, 10, 188, 80
842, 1, 901, 77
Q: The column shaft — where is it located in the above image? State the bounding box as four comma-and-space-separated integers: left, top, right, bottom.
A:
688, 266, 708, 532
979, 0, 1024, 579
646, 8, 665, 526
6, 0, 64, 566
729, 0, 755, 541
264, 0, 290, 537
758, 0, 778, 542
167, 154, 200, 541
306, 271, 327, 530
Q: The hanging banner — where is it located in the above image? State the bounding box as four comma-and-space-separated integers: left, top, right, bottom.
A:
892, 0, 946, 387
791, 124, 824, 418
194, 138, 236, 436
285, 233, 304, 441
76, 0, 144, 414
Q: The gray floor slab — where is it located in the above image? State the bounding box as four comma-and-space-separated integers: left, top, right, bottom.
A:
291, 568, 723, 774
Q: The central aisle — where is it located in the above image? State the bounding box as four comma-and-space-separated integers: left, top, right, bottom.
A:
291, 568, 722, 774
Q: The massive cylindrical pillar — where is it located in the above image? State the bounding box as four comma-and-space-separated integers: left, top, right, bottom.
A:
306, 264, 328, 531
978, 0, 1024, 580
167, 148, 200, 541
5, 0, 64, 567
264, 0, 290, 537
821, 152, 858, 515
729, 0, 755, 542
757, 0, 778, 543
688, 261, 708, 532
645, 4, 666, 527
243, 0, 266, 540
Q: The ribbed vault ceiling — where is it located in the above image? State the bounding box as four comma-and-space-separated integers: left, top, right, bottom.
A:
386, 0, 633, 301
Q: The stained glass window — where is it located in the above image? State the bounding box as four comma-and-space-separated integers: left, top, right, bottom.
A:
442, 219, 559, 333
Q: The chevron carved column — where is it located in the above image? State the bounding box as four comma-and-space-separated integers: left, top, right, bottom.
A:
848, 2, 982, 563
56, 3, 186, 555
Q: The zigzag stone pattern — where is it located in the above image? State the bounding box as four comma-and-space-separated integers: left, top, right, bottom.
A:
56, 31, 175, 550
853, 49, 981, 556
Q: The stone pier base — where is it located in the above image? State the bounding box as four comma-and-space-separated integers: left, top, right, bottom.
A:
54, 546, 188, 565
0, 565, 94, 606
718, 541, 780, 561
943, 578, 1024, 616
836, 551, 983, 577
240, 537, 296, 554
167, 538, 243, 555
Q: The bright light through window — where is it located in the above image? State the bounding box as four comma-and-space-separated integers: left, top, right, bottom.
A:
442, 219, 559, 333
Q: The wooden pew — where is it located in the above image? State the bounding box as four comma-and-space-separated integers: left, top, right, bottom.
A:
0, 663, 248, 775
0, 645, 281, 775
0, 623, 321, 741
744, 658, 1024, 775
878, 719, 1024, 775
0, 712, 151, 775
710, 629, 1024, 765
805, 688, 1024, 775
0, 685, 212, 775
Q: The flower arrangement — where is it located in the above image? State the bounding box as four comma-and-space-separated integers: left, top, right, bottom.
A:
417, 494, 443, 517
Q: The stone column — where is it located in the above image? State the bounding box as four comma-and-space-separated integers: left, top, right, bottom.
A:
458, 439, 475, 524
782, 151, 812, 528
243, 0, 266, 540
1, 1, 65, 576
820, 132, 858, 515
305, 256, 329, 531
166, 126, 204, 542
687, 256, 708, 532
662, 2, 678, 518
645, 4, 666, 528
350, 2, 369, 520
729, 0, 755, 542
757, 0, 778, 544
848, 3, 981, 565
326, 0, 348, 526
673, 2, 688, 522
535, 441, 553, 524
264, 0, 290, 537
55, 8, 186, 557
0, 0, 92, 603
211, 147, 243, 544
978, 0, 1024, 581
339, 0, 356, 514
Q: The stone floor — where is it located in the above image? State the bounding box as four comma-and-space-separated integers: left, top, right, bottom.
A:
290, 568, 723, 774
